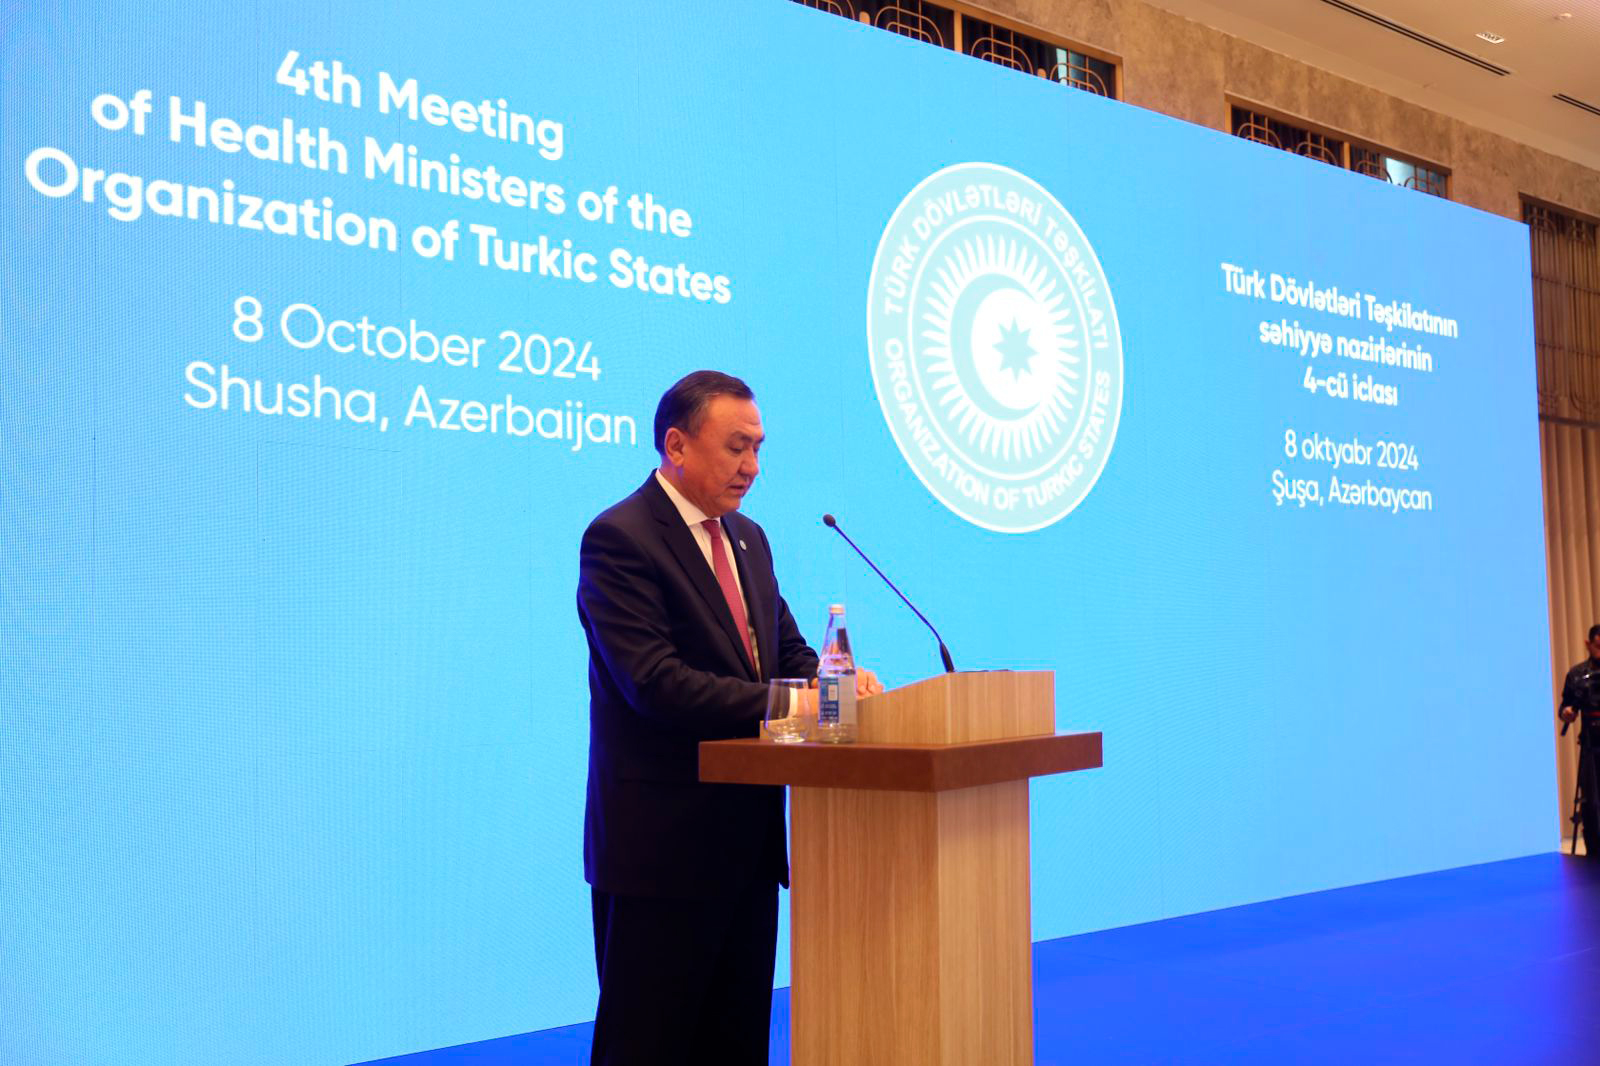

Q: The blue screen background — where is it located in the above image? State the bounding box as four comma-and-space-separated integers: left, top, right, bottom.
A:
1, 1, 1551, 1063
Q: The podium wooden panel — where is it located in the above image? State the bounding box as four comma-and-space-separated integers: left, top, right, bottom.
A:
700, 670, 1101, 1066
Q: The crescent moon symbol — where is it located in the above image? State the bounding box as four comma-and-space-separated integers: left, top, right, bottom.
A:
946, 273, 1039, 420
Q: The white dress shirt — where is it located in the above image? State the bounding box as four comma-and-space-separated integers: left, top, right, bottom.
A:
654, 470, 760, 673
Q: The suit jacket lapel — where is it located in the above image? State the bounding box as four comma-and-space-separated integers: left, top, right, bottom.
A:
727, 514, 775, 682
641, 476, 758, 681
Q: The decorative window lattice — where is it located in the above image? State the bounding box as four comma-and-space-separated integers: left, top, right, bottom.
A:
793, 0, 859, 18
1351, 145, 1449, 199
1296, 136, 1342, 166
1048, 52, 1113, 97
1350, 147, 1387, 179
1233, 110, 1449, 199
962, 17, 1115, 97
874, 1, 952, 47
791, 0, 1116, 99
1528, 204, 1600, 244
1525, 201, 1600, 420
1230, 108, 1344, 167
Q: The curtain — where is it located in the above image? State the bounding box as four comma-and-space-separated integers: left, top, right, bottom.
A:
1542, 420, 1600, 844
1530, 204, 1600, 844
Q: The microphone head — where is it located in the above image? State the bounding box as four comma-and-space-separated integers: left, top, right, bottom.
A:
822, 513, 837, 528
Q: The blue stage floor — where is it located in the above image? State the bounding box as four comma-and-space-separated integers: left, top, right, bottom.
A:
357, 852, 1600, 1065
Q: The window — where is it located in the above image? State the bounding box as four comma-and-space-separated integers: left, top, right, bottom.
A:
1524, 200, 1600, 421
868, 1, 957, 48
962, 16, 1116, 97
1526, 201, 1599, 244
1232, 107, 1343, 165
1232, 104, 1450, 199
1351, 147, 1449, 198
791, 0, 1118, 99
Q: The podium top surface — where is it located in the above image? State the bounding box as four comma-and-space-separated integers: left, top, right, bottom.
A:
698, 731, 1102, 793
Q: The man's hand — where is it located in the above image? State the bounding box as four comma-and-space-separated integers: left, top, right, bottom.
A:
810, 670, 884, 698
1561, 705, 1579, 724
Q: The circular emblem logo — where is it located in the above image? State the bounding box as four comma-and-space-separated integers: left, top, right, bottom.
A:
866, 163, 1123, 534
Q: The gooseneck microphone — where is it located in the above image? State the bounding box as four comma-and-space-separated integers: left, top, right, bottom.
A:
823, 513, 955, 674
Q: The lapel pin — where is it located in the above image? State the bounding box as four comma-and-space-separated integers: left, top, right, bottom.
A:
739, 539, 747, 550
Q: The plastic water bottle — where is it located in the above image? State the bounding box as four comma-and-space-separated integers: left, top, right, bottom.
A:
815, 604, 857, 744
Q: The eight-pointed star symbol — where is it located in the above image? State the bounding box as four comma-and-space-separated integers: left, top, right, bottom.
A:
993, 318, 1036, 380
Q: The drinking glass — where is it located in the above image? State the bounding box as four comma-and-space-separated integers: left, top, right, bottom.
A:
764, 678, 811, 743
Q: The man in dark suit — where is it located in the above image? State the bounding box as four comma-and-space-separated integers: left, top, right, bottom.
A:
1559, 624, 1600, 857
577, 370, 878, 1065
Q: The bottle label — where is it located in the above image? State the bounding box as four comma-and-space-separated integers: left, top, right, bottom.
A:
819, 676, 841, 726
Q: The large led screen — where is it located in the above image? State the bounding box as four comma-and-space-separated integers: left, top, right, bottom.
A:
1, 1, 1552, 1062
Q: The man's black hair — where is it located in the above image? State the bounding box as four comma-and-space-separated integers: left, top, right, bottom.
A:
653, 370, 754, 455
1590, 623, 1600, 644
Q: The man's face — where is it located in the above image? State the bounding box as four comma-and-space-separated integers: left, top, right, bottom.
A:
664, 395, 763, 518
1588, 634, 1600, 661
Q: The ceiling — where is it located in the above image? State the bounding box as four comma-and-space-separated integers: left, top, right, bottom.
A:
1143, 0, 1600, 171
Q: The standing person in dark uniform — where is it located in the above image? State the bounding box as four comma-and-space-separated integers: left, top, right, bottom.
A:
1558, 624, 1600, 858
576, 370, 879, 1065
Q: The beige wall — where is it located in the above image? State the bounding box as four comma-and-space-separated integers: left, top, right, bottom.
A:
973, 0, 1600, 222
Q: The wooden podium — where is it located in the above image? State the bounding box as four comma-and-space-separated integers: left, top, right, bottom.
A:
700, 671, 1101, 1066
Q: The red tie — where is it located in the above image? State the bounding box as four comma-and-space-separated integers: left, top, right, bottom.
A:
702, 518, 755, 670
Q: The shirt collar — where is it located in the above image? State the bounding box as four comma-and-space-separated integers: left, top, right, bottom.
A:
654, 469, 715, 530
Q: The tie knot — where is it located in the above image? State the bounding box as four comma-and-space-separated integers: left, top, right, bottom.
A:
701, 518, 722, 540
